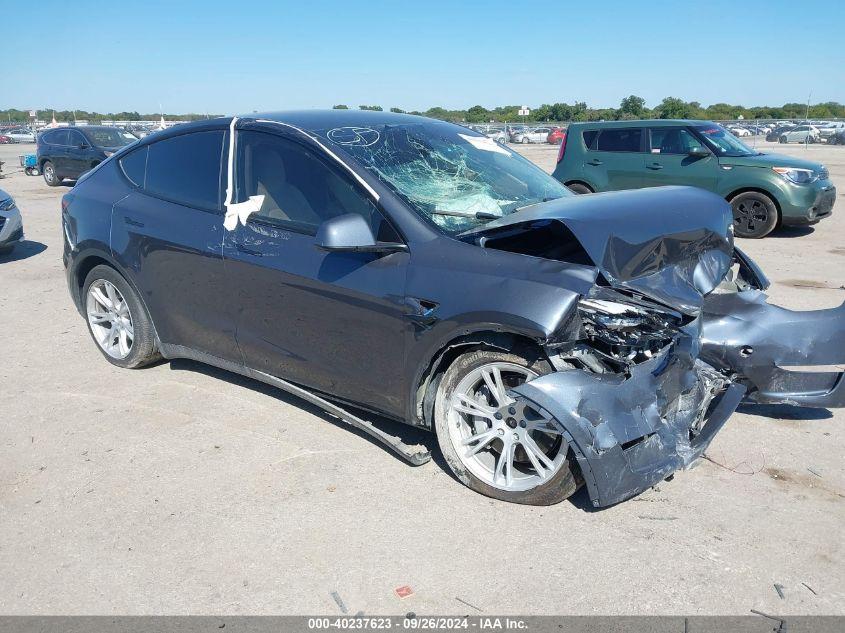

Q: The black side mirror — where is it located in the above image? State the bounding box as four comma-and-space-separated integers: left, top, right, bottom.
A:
315, 213, 407, 254
688, 146, 709, 157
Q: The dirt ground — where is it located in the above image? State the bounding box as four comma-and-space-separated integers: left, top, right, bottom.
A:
0, 137, 843, 615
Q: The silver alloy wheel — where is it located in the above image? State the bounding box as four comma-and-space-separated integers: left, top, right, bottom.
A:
86, 279, 134, 359
44, 163, 55, 184
446, 362, 567, 492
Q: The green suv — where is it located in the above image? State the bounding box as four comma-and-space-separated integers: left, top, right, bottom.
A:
552, 120, 836, 238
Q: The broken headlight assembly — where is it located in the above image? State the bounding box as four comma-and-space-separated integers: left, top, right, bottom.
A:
568, 297, 686, 373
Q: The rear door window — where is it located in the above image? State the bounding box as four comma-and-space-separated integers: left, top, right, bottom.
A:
596, 128, 643, 152
145, 130, 225, 211
119, 146, 148, 187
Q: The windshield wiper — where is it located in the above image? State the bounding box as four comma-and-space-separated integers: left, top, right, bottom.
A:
431, 210, 501, 220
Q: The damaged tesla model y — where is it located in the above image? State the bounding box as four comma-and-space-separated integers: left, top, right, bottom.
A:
61, 111, 845, 507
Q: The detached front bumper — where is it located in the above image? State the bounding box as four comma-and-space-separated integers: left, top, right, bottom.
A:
513, 336, 745, 508
702, 290, 845, 407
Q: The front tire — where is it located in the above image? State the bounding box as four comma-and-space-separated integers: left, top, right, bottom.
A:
82, 265, 160, 368
42, 161, 60, 186
520, 137, 529, 144
434, 349, 579, 505
730, 191, 778, 239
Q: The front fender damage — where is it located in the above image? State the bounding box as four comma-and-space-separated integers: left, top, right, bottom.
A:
513, 327, 746, 507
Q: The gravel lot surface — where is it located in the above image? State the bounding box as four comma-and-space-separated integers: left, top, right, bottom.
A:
0, 137, 843, 615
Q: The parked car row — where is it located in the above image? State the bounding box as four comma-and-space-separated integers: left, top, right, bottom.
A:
552, 119, 835, 238
0, 126, 37, 143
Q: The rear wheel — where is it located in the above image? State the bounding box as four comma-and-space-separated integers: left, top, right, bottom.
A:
42, 161, 60, 186
730, 191, 778, 239
520, 136, 529, 144
434, 349, 579, 505
82, 265, 161, 368
566, 182, 593, 195
779, 136, 787, 144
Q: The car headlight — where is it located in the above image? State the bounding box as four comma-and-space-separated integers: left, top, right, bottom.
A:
772, 166, 818, 185
576, 297, 684, 365
0, 197, 16, 212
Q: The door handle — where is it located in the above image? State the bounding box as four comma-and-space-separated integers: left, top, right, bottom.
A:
586, 159, 603, 166
124, 216, 144, 227
647, 163, 664, 170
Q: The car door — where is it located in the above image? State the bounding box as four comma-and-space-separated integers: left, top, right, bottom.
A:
65, 129, 90, 178
110, 127, 241, 363
222, 128, 409, 416
641, 126, 718, 190
588, 127, 645, 191
45, 129, 71, 173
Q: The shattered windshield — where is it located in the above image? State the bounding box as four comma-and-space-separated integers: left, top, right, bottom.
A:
318, 121, 572, 234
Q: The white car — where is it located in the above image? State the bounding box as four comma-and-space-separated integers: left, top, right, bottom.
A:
2, 127, 36, 143
513, 127, 552, 144
727, 126, 752, 137
778, 125, 820, 144
0, 189, 24, 255
484, 128, 508, 144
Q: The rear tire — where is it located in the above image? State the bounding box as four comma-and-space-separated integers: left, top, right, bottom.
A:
779, 136, 787, 144
521, 137, 529, 144
730, 191, 778, 239
566, 182, 593, 195
434, 348, 579, 505
42, 161, 60, 186
82, 265, 161, 369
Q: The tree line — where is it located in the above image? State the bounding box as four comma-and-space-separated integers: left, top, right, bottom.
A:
330, 97, 844, 123
0, 109, 218, 124
3, 97, 843, 126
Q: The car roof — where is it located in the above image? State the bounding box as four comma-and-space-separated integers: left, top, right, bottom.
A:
251, 109, 442, 132
570, 119, 713, 128
128, 110, 458, 148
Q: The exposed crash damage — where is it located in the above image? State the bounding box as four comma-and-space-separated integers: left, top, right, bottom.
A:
63, 110, 845, 507
459, 187, 844, 506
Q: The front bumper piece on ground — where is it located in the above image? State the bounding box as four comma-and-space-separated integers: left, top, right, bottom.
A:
512, 335, 746, 508
702, 290, 845, 407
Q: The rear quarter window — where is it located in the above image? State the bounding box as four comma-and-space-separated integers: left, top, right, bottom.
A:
596, 128, 643, 152
582, 130, 598, 149
144, 131, 225, 210
119, 146, 148, 187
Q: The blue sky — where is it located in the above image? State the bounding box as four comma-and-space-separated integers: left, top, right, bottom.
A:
7, 0, 844, 114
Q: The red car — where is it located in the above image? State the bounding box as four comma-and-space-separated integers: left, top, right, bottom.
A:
0, 134, 14, 144
546, 127, 566, 144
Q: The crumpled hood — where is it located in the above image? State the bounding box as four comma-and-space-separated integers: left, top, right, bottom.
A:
464, 186, 734, 314
720, 152, 824, 171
